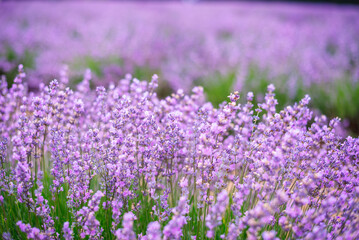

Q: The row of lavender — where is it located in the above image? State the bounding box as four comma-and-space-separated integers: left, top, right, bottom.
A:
1, 2, 359, 91
0, 66, 358, 239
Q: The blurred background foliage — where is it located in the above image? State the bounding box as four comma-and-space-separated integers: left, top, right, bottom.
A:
0, 1, 359, 135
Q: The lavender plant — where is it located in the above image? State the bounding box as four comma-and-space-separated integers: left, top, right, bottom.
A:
0, 66, 358, 239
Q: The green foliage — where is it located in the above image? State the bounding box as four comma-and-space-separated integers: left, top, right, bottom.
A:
0, 46, 36, 87
199, 71, 237, 107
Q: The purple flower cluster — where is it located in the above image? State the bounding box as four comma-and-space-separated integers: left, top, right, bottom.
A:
17, 221, 48, 240
0, 67, 358, 239
62, 222, 73, 240
206, 190, 229, 238
76, 191, 104, 239
115, 212, 137, 240
163, 196, 188, 240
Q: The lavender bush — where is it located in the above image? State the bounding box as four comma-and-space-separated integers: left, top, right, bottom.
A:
0, 65, 358, 239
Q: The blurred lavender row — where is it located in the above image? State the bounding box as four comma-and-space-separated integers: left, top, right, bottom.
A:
1, 2, 358, 91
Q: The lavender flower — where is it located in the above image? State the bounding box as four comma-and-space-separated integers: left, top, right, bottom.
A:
2, 232, 12, 240
17, 221, 49, 240
143, 221, 162, 240
115, 212, 137, 240
206, 190, 229, 238
76, 191, 104, 239
163, 196, 189, 240
62, 222, 73, 240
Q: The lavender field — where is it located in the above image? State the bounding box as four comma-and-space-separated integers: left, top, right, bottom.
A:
0, 1, 359, 240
